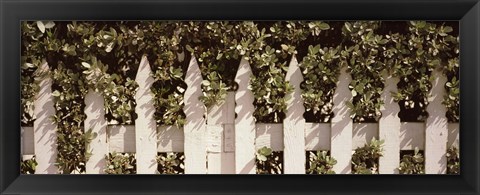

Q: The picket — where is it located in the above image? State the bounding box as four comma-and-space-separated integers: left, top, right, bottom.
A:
20, 56, 460, 175
234, 58, 256, 174
283, 56, 306, 174
378, 73, 401, 174
330, 66, 353, 174
224, 93, 236, 152
206, 90, 235, 174
85, 90, 107, 174
33, 62, 58, 174
425, 68, 448, 174
447, 123, 459, 148
134, 56, 158, 174
183, 56, 207, 174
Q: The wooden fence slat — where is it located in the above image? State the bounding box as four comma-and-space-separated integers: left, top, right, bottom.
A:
379, 73, 401, 174
352, 123, 378, 149
224, 92, 236, 152
22, 127, 35, 155
21, 127, 24, 156
331, 66, 353, 174
399, 122, 425, 150
305, 123, 330, 151
33, 62, 57, 174
21, 127, 36, 161
206, 92, 236, 174
425, 68, 448, 174
206, 125, 235, 174
283, 56, 306, 174
206, 125, 222, 153
108, 125, 135, 153
234, 58, 256, 174
226, 91, 236, 125
207, 96, 227, 124
157, 126, 184, 152
107, 125, 189, 153
222, 129, 236, 170
183, 56, 207, 174
206, 125, 223, 173
255, 124, 283, 151
134, 56, 157, 174
447, 123, 460, 148
85, 90, 107, 174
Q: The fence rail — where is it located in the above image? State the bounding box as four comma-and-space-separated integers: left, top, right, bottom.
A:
21, 55, 459, 174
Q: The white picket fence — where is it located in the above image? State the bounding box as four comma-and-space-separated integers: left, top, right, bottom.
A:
21, 55, 460, 174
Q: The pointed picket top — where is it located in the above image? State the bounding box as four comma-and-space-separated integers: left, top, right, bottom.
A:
184, 56, 206, 121
135, 55, 154, 85
285, 55, 305, 119
234, 57, 256, 174
283, 55, 306, 174
134, 56, 157, 174
85, 90, 107, 174
426, 68, 448, 120
235, 58, 255, 110
183, 55, 207, 174
425, 68, 448, 174
33, 62, 58, 174
379, 71, 401, 174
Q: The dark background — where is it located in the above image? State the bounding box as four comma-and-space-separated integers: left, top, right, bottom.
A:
1, 0, 479, 194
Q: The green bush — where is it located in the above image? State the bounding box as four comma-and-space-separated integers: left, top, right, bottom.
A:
299, 45, 341, 122
342, 21, 387, 122
393, 21, 458, 122
446, 146, 460, 174
142, 22, 187, 127
249, 46, 293, 123
399, 147, 425, 174
306, 151, 336, 174
104, 152, 136, 174
51, 62, 89, 174
156, 152, 185, 174
351, 138, 384, 174
443, 57, 460, 122
20, 156, 38, 174
21, 21, 54, 125
256, 146, 283, 174
181, 22, 242, 110
249, 21, 331, 123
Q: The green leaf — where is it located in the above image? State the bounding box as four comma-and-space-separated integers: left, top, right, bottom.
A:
351, 89, 357, 97
43, 21, 55, 29
216, 53, 223, 60
257, 154, 267, 162
318, 23, 330, 30
52, 90, 61, 97
443, 26, 453, 33
81, 62, 91, 69
202, 80, 210, 86
186, 45, 194, 53
36, 21, 45, 33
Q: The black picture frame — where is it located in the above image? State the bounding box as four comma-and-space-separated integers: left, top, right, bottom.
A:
1, 0, 479, 194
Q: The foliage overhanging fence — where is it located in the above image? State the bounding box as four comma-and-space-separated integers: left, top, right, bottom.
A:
21, 54, 459, 174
